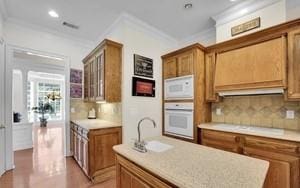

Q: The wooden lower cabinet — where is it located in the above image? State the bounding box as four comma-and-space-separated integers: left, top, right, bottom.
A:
116, 154, 175, 188
70, 122, 122, 183
200, 129, 300, 188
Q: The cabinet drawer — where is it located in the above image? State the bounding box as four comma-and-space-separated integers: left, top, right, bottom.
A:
202, 139, 241, 153
244, 137, 300, 156
202, 130, 240, 143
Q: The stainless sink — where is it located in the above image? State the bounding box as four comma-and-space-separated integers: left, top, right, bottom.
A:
145, 140, 173, 153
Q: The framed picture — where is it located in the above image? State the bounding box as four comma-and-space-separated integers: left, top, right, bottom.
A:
134, 54, 153, 78
70, 84, 82, 99
231, 17, 261, 36
132, 77, 155, 97
70, 69, 82, 84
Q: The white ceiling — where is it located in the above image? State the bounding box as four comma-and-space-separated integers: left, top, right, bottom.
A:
1, 0, 243, 42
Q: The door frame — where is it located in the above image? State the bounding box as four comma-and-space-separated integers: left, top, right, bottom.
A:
4, 44, 71, 171
0, 37, 5, 177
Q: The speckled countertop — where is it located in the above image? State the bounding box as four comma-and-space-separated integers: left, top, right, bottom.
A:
113, 136, 269, 188
199, 123, 300, 142
71, 119, 121, 130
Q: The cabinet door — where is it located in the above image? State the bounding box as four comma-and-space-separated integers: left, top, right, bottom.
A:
89, 128, 122, 176
83, 63, 90, 101
163, 57, 177, 79
215, 37, 287, 91
205, 53, 219, 102
81, 138, 89, 175
73, 131, 78, 161
70, 128, 74, 155
120, 167, 151, 188
95, 51, 105, 101
89, 59, 96, 101
177, 52, 193, 77
76, 133, 82, 166
286, 28, 300, 100
243, 147, 300, 188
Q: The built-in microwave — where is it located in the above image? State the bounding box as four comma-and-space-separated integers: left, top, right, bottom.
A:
164, 75, 194, 100
164, 102, 194, 140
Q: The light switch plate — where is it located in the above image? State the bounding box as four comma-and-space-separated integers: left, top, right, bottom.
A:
216, 108, 222, 115
286, 110, 295, 119
98, 107, 101, 113
71, 108, 75, 113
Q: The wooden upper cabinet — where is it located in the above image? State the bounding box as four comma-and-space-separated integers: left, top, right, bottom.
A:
83, 39, 122, 103
286, 28, 300, 101
162, 47, 199, 79
163, 57, 177, 79
205, 53, 219, 102
214, 37, 287, 91
177, 52, 194, 77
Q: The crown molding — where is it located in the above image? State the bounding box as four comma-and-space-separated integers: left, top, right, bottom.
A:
5, 17, 94, 49
179, 27, 216, 47
96, 12, 178, 46
212, 0, 282, 26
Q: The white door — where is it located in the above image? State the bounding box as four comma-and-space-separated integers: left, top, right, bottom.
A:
0, 40, 5, 176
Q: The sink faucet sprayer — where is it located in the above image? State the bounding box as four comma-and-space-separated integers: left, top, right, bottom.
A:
133, 117, 157, 153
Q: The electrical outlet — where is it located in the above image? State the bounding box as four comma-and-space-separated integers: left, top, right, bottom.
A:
286, 110, 295, 119
71, 108, 75, 113
216, 108, 222, 115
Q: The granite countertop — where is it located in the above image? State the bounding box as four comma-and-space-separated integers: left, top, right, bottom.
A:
71, 119, 121, 130
113, 136, 269, 188
199, 123, 300, 142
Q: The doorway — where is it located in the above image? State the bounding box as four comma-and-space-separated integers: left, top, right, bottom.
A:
4, 46, 71, 171
0, 37, 5, 177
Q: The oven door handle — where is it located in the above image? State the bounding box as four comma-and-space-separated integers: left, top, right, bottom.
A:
165, 109, 193, 112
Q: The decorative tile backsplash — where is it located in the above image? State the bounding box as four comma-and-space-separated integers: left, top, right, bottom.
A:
97, 103, 122, 124
212, 95, 300, 131
70, 99, 96, 120
70, 100, 122, 124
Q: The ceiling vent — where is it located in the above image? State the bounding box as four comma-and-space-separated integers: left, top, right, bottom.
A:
62, 22, 79, 29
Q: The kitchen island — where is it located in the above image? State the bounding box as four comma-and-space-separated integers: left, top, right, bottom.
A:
113, 136, 269, 188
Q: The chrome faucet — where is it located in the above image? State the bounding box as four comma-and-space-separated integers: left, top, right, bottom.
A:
133, 117, 157, 153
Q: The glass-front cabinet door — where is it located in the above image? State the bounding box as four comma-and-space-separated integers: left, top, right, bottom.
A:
95, 50, 105, 101
83, 63, 90, 101
89, 59, 95, 101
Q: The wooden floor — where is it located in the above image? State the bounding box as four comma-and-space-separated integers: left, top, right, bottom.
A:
0, 124, 116, 188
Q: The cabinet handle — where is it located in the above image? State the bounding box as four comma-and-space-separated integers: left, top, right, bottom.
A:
235, 136, 240, 143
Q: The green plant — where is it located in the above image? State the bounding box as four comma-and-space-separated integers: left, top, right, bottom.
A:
32, 102, 54, 127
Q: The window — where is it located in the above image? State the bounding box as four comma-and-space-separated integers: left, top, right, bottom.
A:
33, 82, 63, 121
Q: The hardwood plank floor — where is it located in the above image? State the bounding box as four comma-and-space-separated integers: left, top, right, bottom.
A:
0, 124, 116, 188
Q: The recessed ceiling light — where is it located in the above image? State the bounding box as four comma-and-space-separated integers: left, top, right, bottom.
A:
48, 10, 59, 18
184, 3, 193, 9
230, 0, 238, 2
240, 8, 249, 14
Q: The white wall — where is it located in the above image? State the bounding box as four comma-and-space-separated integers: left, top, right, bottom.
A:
0, 12, 3, 39
216, 0, 286, 42
286, 0, 300, 20
12, 70, 24, 116
4, 22, 94, 70
102, 17, 176, 143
